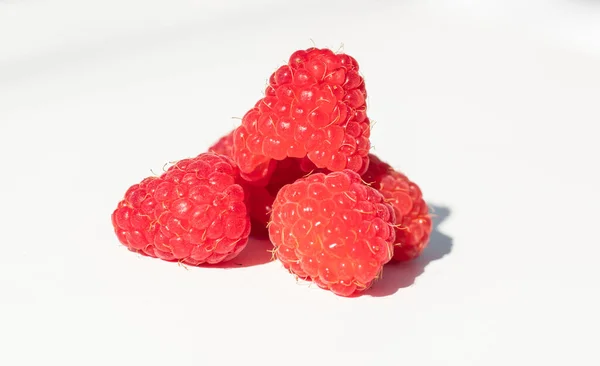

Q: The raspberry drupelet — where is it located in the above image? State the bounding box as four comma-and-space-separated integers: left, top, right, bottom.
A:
111, 153, 251, 265
268, 170, 396, 296
362, 154, 432, 262
233, 47, 371, 183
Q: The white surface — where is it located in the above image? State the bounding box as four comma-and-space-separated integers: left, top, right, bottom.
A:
1, 1, 599, 365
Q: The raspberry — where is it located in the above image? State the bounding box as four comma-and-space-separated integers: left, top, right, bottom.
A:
111, 153, 251, 265
268, 170, 396, 296
233, 47, 371, 183
263, 157, 307, 196
209, 131, 306, 233
362, 154, 432, 262
208, 131, 235, 157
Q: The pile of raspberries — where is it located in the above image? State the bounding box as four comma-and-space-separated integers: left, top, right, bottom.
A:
111, 47, 432, 297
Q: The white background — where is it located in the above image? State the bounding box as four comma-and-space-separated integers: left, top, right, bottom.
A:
1, 1, 599, 365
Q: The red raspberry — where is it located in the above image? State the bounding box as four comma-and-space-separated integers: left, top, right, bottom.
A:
111, 153, 251, 265
233, 47, 371, 183
362, 154, 432, 262
208, 131, 235, 157
209, 131, 306, 232
268, 170, 396, 296
263, 157, 307, 196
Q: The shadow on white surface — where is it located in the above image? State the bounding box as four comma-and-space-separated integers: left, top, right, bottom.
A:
368, 205, 454, 297
205, 236, 273, 268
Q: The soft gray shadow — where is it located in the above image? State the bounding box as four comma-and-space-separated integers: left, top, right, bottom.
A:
207, 236, 273, 269
367, 204, 453, 297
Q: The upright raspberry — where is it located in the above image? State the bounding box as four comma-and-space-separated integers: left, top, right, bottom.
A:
111, 153, 251, 265
233, 47, 371, 183
362, 154, 432, 262
269, 170, 396, 296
